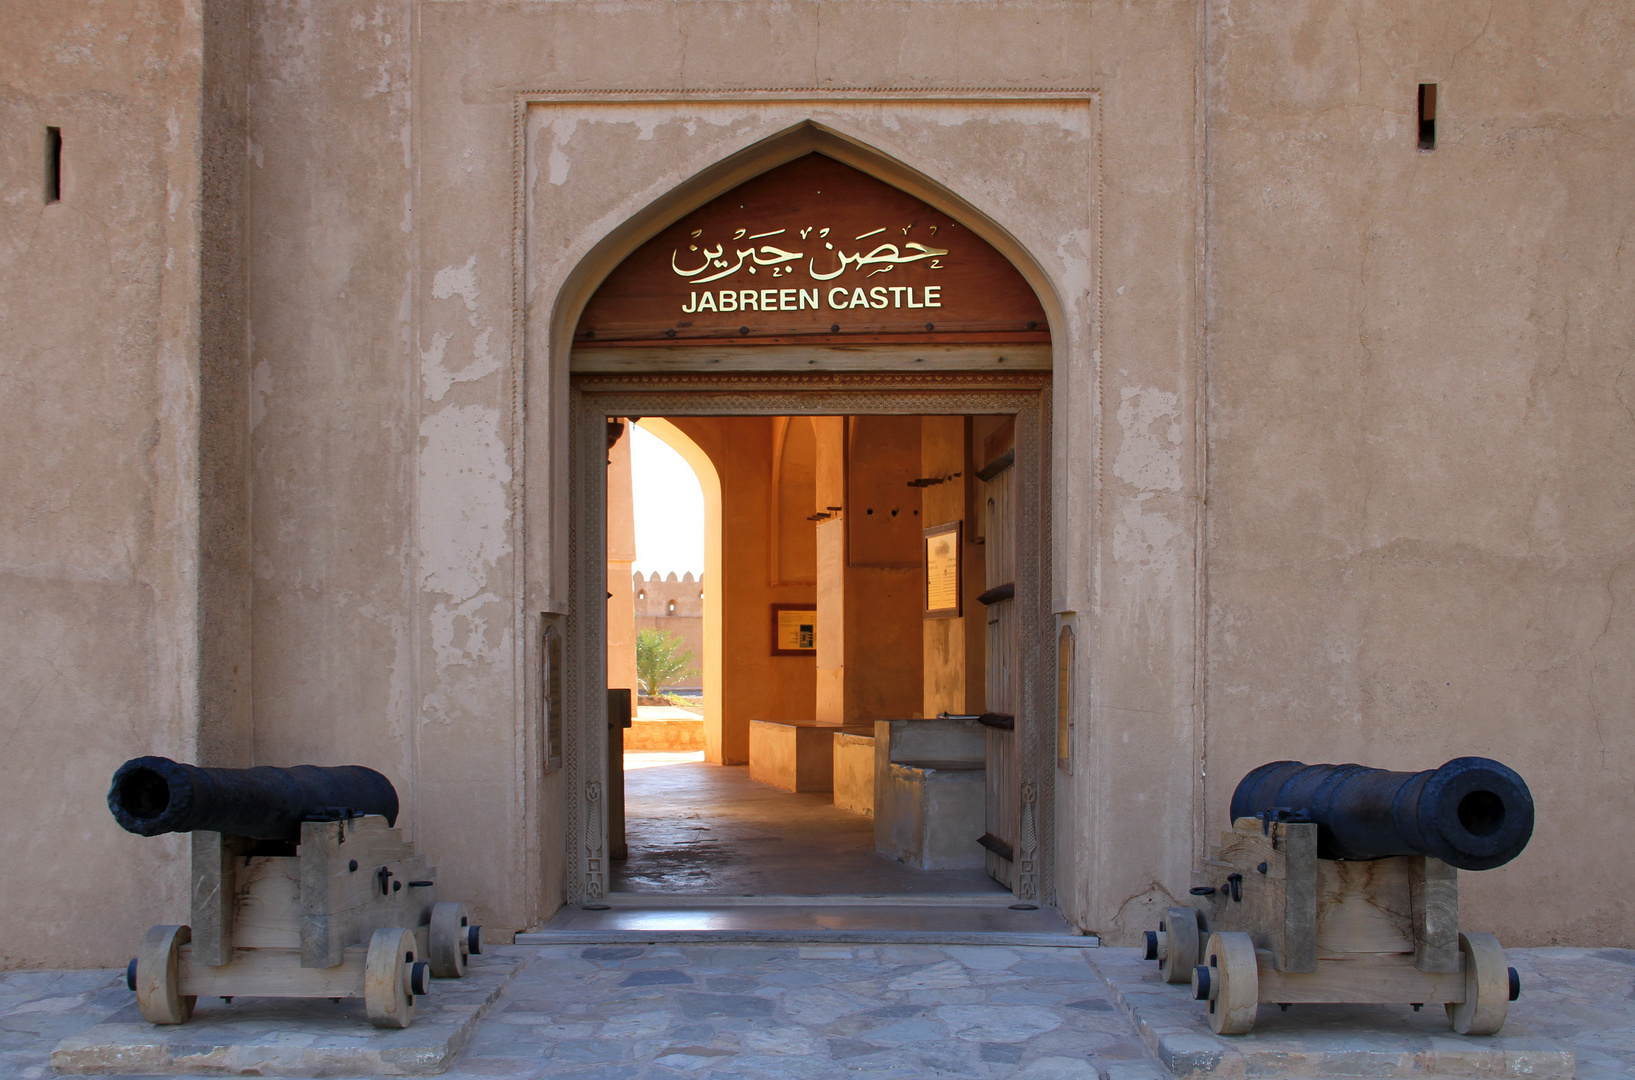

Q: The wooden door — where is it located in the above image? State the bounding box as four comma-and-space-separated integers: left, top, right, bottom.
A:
979, 424, 1020, 889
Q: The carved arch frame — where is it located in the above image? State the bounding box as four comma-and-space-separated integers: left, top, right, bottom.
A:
517, 93, 1098, 911
518, 93, 1096, 611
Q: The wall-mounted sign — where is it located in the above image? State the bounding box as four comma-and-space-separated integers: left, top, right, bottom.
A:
772, 604, 818, 655
577, 154, 1049, 346
923, 521, 962, 618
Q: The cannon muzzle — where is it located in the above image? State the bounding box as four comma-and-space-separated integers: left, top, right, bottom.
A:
108, 756, 399, 841
1229, 757, 1533, 871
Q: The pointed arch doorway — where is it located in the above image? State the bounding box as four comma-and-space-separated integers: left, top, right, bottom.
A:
554, 146, 1062, 916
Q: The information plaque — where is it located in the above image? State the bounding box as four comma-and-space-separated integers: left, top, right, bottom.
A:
771, 605, 818, 655
923, 521, 962, 618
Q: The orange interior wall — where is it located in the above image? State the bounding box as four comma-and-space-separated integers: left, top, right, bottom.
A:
840, 416, 925, 721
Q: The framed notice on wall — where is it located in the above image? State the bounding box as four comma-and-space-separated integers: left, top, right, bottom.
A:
923, 521, 962, 618
771, 605, 817, 655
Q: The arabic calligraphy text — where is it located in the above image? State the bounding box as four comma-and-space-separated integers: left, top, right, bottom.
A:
681, 285, 942, 314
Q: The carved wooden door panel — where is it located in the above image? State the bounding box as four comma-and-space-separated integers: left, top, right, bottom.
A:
980, 430, 1020, 889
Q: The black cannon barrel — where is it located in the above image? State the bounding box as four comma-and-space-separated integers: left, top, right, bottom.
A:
1229, 757, 1533, 871
108, 756, 399, 841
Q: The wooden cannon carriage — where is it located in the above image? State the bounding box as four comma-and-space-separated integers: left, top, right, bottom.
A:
1147, 758, 1532, 1036
112, 757, 480, 1029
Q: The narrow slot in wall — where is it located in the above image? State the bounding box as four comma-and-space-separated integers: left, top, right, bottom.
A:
45, 127, 62, 203
1418, 84, 1437, 152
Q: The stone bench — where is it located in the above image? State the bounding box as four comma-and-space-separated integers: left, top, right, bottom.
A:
749, 718, 872, 792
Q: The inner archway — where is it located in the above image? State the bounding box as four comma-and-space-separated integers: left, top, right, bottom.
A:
632, 418, 723, 761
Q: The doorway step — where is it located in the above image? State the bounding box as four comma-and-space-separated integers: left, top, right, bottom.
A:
518, 893, 1096, 947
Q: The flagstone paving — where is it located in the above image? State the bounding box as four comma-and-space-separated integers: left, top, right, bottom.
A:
0, 943, 1153, 1079
4, 943, 1635, 1078
447, 944, 1152, 1080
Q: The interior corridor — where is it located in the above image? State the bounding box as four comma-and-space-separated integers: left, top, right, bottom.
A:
613, 751, 1006, 896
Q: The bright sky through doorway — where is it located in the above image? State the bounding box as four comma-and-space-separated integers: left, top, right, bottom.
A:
630, 422, 705, 578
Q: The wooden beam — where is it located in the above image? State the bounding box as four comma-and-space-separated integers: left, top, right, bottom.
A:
1256, 950, 1466, 1005
179, 945, 366, 998
1411, 856, 1461, 973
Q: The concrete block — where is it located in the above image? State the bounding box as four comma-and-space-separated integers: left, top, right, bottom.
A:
872, 718, 987, 867
833, 732, 876, 816
877, 761, 986, 870
877, 717, 985, 766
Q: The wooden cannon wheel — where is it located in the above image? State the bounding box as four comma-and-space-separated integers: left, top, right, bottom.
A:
134, 925, 196, 1025
1447, 932, 1510, 1036
365, 927, 427, 1029
1158, 906, 1201, 985
429, 901, 471, 978
1194, 931, 1259, 1035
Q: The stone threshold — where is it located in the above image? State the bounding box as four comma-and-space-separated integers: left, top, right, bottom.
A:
50, 952, 523, 1077
520, 898, 1098, 948
519, 928, 1100, 947
599, 891, 1022, 907
1087, 947, 1575, 1079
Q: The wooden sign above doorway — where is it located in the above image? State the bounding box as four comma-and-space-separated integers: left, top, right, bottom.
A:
575, 154, 1049, 348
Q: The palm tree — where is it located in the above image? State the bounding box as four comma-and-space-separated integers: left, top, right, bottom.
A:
635, 628, 699, 698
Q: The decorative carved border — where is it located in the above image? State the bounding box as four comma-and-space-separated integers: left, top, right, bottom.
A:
573, 371, 1050, 392
565, 373, 1052, 904
517, 88, 1096, 104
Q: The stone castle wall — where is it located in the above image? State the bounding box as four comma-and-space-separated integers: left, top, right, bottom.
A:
634, 573, 704, 692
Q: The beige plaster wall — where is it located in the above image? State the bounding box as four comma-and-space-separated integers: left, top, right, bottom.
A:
11, 0, 1632, 963
1202, 1, 1635, 946
0, 2, 208, 965
243, 0, 538, 939
246, 0, 418, 788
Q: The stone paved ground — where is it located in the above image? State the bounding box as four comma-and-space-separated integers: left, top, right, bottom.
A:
450, 944, 1152, 1080
1507, 947, 1635, 1079
4, 944, 1634, 1079
0, 968, 132, 1079
0, 944, 1154, 1080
